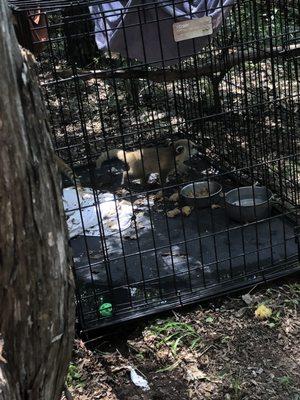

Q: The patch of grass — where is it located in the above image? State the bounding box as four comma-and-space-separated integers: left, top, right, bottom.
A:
229, 375, 244, 400
150, 318, 202, 356
278, 375, 293, 389
221, 335, 231, 344
66, 362, 85, 389
268, 310, 282, 328
286, 283, 300, 299
156, 359, 181, 373
283, 297, 299, 308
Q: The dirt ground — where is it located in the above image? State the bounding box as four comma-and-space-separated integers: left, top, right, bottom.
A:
63, 276, 300, 400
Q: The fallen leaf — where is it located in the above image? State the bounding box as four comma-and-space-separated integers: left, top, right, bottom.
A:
182, 206, 192, 216
156, 348, 172, 362
235, 307, 247, 318
242, 293, 252, 305
167, 208, 181, 218
154, 191, 164, 201
110, 365, 128, 373
169, 192, 179, 202
186, 364, 207, 382
133, 198, 148, 208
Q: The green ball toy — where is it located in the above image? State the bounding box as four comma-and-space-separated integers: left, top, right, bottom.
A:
99, 302, 113, 317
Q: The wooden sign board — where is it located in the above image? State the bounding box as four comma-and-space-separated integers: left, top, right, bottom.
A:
173, 16, 213, 42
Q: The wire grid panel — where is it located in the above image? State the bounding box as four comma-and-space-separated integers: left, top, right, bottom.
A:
10, 0, 300, 331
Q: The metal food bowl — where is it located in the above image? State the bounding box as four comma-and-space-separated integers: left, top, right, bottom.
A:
225, 186, 273, 223
181, 181, 223, 208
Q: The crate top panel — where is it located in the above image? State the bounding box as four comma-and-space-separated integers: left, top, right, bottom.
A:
8, 0, 236, 12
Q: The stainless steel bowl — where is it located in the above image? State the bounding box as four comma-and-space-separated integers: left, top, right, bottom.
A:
225, 186, 273, 223
181, 181, 223, 208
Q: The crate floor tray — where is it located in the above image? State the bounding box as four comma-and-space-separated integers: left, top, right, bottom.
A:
71, 205, 299, 330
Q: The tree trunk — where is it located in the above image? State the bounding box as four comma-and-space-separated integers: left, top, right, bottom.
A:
0, 2, 75, 399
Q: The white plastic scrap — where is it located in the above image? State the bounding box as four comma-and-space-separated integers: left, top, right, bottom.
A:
130, 287, 138, 297
242, 293, 253, 305
130, 368, 150, 391
63, 187, 133, 238
147, 172, 160, 184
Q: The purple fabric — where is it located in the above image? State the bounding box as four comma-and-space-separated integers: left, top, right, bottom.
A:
89, 0, 234, 66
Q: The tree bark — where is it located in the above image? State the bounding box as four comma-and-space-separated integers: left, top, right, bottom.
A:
0, 2, 75, 399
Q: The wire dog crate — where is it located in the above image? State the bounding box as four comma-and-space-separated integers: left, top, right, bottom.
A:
10, 0, 300, 333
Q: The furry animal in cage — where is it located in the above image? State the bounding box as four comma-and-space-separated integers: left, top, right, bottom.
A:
96, 139, 198, 183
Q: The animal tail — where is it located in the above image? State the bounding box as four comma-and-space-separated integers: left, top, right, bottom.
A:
54, 154, 82, 191
96, 148, 124, 168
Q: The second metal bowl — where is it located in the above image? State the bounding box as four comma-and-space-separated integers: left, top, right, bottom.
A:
225, 186, 273, 223
181, 181, 223, 208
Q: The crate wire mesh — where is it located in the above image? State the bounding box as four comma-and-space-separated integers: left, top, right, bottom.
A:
10, 0, 300, 332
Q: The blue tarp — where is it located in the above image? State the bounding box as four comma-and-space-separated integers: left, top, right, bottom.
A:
89, 0, 234, 66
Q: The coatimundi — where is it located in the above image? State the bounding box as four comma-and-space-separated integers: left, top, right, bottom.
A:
96, 139, 198, 183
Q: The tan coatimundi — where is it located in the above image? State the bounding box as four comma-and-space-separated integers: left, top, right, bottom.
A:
96, 139, 198, 183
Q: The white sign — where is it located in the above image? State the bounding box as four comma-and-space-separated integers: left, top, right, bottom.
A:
173, 16, 213, 42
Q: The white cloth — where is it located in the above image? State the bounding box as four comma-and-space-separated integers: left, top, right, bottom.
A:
63, 187, 133, 238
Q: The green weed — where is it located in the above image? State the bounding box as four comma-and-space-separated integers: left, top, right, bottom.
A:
66, 363, 85, 389
229, 375, 244, 400
150, 319, 202, 356
278, 375, 293, 389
